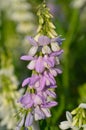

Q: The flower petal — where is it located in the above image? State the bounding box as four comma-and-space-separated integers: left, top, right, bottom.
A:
17, 115, 25, 128
22, 78, 30, 87
29, 75, 40, 85
19, 93, 33, 108
51, 42, 60, 52
49, 85, 57, 88
46, 90, 56, 98
66, 111, 73, 123
27, 60, 36, 70
39, 76, 46, 90
25, 112, 33, 127
34, 106, 45, 120
59, 121, 71, 129
50, 69, 57, 76
34, 95, 43, 106
38, 35, 51, 46
55, 68, 62, 74
20, 55, 34, 61
44, 72, 56, 85
50, 50, 64, 57
35, 56, 45, 73
19, 93, 31, 105
42, 101, 57, 108
27, 36, 37, 46
42, 45, 51, 54
51, 36, 65, 45
79, 103, 86, 109
44, 56, 55, 68
48, 72, 56, 85
41, 108, 51, 117
28, 46, 38, 56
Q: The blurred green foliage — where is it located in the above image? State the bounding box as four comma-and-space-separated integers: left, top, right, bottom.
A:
0, 0, 86, 130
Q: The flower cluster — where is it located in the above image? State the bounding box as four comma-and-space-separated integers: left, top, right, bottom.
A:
0, 54, 22, 130
17, 34, 64, 130
9, 0, 36, 35
59, 103, 86, 130
0, 0, 36, 35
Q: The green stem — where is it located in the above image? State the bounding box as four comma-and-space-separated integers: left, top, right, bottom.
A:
0, 10, 8, 56
62, 9, 79, 104
31, 121, 40, 130
63, 9, 79, 88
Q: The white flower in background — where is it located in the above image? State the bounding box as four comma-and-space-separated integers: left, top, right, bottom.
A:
0, 66, 18, 87
0, 66, 23, 130
71, 0, 86, 26
71, 0, 86, 8
59, 103, 86, 130
0, 0, 36, 35
0, 92, 19, 129
79, 103, 86, 109
9, 0, 36, 35
59, 111, 79, 130
16, 22, 35, 34
0, 0, 11, 10
8, 0, 36, 51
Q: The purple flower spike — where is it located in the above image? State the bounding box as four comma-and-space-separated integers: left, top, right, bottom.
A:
38, 35, 51, 46
25, 112, 33, 127
18, 34, 63, 126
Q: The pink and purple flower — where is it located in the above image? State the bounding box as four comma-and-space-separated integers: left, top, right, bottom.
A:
17, 35, 64, 129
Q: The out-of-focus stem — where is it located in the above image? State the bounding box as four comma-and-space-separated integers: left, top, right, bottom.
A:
31, 121, 40, 130
0, 11, 8, 56
62, 9, 79, 100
